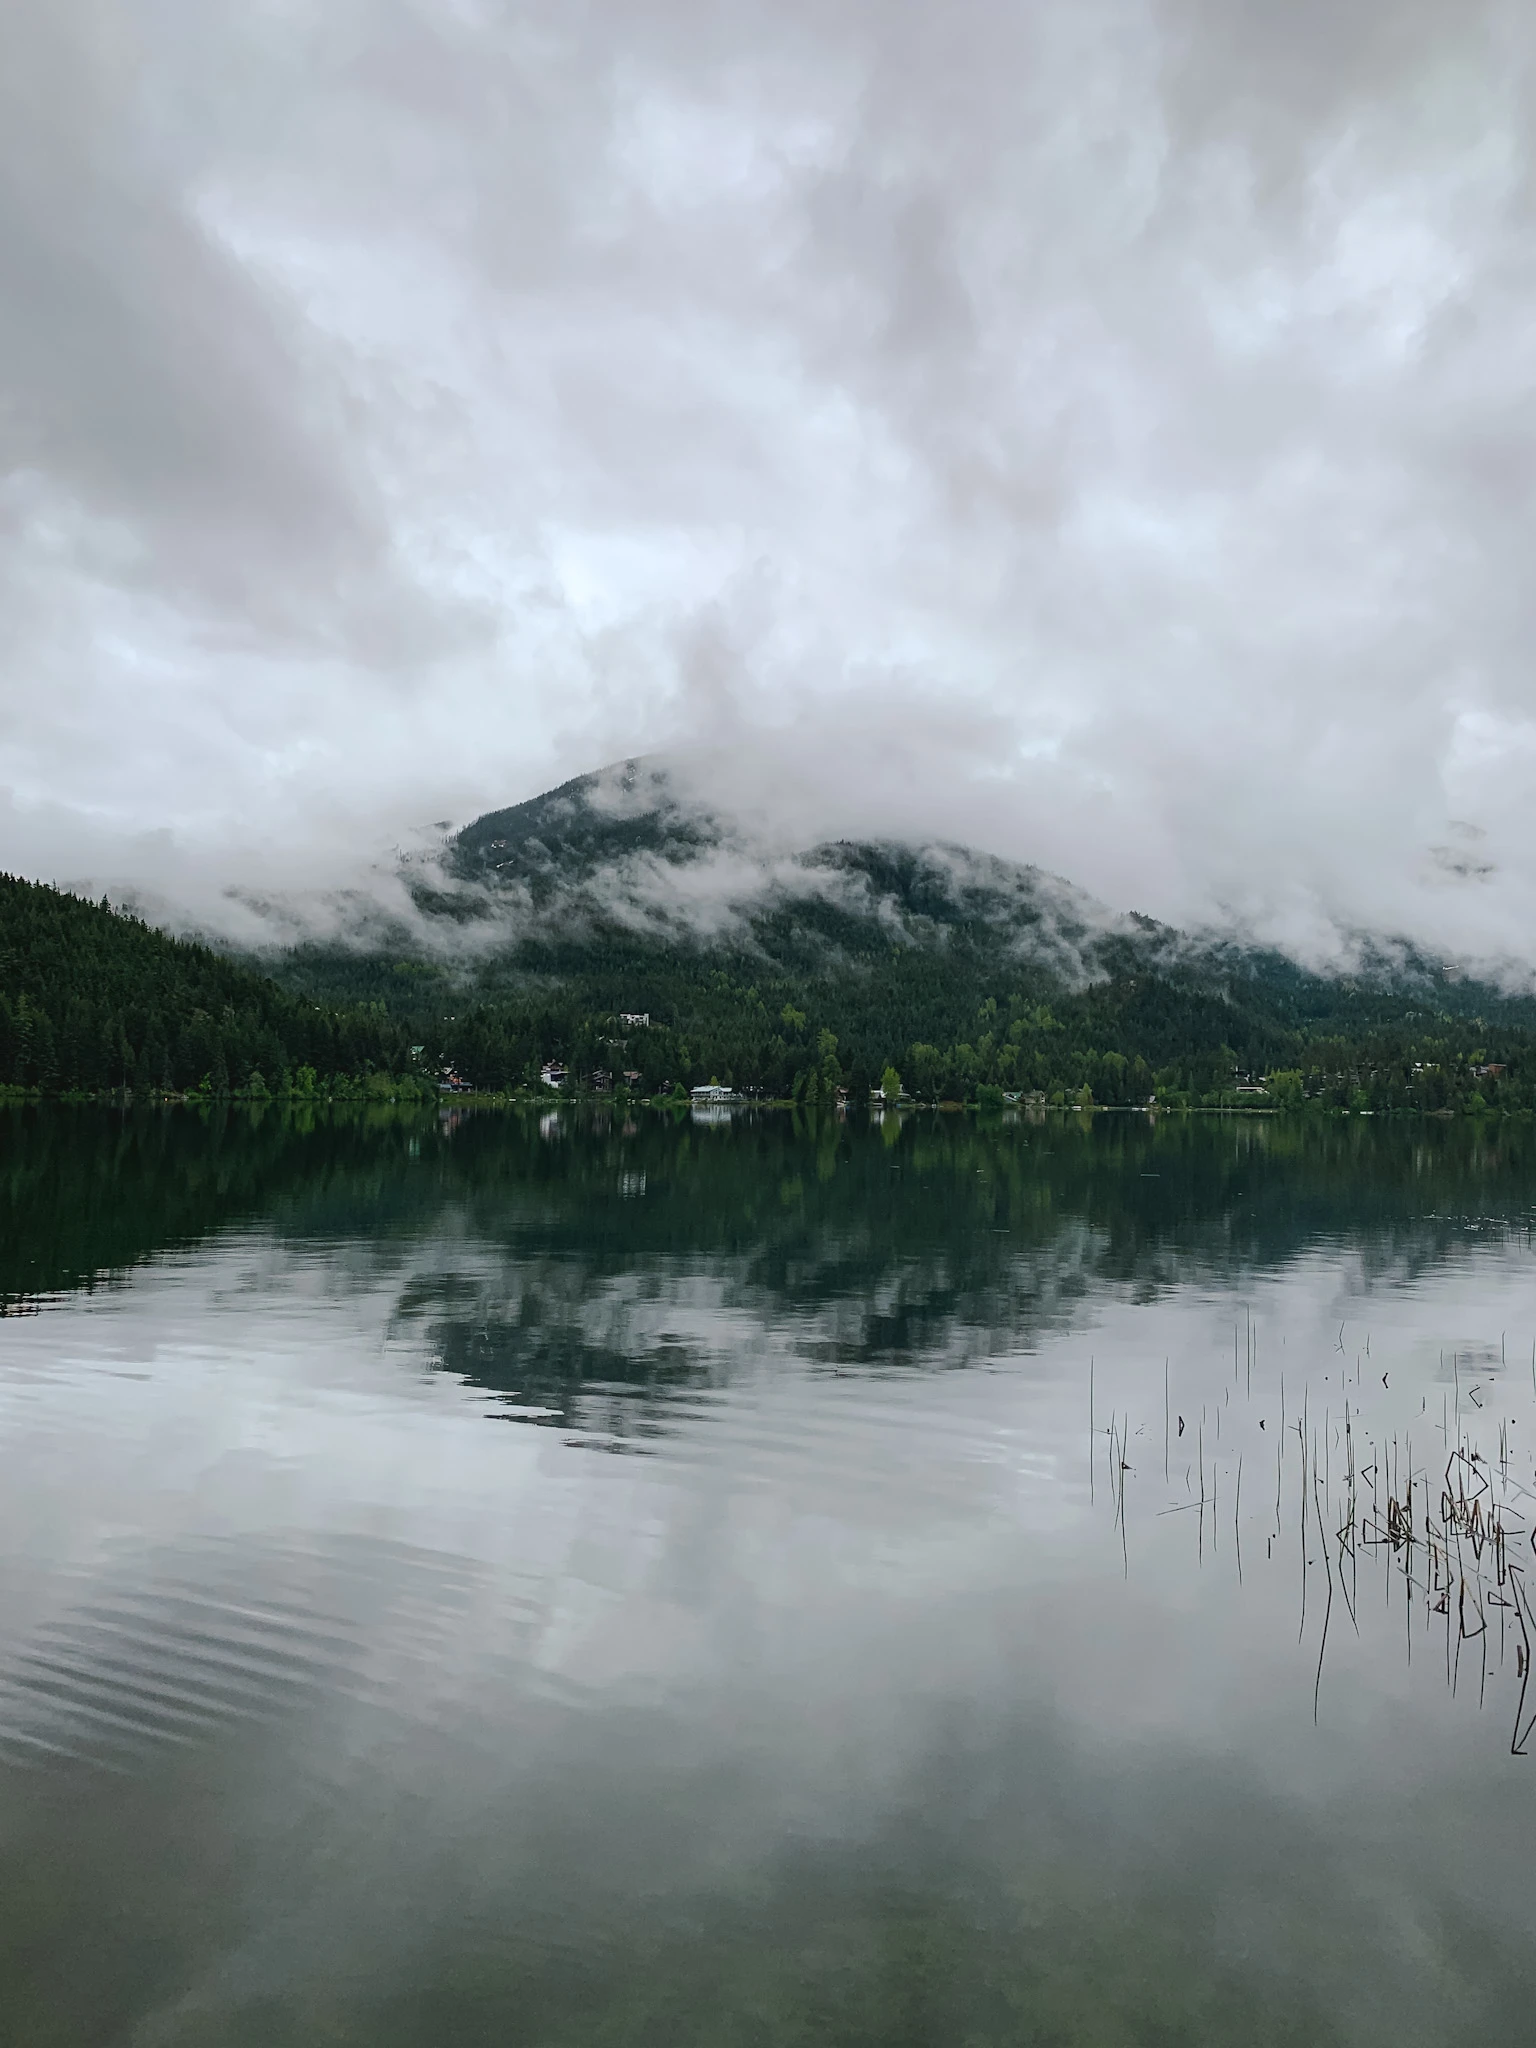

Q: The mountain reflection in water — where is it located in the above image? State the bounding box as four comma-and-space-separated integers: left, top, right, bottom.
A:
2, 1103, 1536, 2045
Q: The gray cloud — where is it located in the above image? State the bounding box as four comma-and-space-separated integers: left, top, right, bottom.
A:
2, 0, 1535, 971
0, 6, 380, 624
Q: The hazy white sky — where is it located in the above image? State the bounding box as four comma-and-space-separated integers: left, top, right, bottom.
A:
3, 0, 1536, 965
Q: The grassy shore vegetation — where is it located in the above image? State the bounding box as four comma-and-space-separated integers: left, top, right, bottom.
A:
5, 870, 1536, 1114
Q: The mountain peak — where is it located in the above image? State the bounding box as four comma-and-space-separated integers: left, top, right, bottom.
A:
449, 758, 729, 899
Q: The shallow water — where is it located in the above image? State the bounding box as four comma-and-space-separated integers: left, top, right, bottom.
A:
3, 1104, 1536, 2044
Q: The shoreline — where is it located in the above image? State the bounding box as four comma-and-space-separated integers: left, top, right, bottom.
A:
0, 1090, 1520, 1122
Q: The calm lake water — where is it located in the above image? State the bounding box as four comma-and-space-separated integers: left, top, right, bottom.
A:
4, 1103, 1536, 2044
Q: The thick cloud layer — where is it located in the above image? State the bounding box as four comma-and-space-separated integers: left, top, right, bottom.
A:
2, 0, 1535, 967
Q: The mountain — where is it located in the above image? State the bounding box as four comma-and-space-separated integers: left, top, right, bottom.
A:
5, 760, 1530, 1109
447, 759, 730, 902
258, 759, 1536, 1113
396, 756, 1191, 992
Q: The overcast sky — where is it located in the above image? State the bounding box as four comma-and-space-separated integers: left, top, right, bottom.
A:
3, 0, 1535, 965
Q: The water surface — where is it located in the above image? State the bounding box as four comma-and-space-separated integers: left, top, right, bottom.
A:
3, 1104, 1536, 2044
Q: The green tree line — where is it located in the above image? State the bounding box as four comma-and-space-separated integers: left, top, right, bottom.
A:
0, 874, 428, 1098
7, 870, 1536, 1114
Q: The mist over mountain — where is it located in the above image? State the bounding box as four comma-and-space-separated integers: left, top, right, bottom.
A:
266, 756, 1478, 1011
424, 756, 1144, 984
234, 756, 1536, 1118
8, 754, 1536, 1111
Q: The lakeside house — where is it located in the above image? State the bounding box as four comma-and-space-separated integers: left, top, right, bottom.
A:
539, 1061, 567, 1089
691, 1083, 733, 1104
619, 1012, 650, 1028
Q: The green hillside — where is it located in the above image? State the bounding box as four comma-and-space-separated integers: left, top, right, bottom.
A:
0, 872, 422, 1097
275, 916, 1536, 1113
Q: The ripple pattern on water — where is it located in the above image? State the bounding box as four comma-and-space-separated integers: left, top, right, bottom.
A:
0, 1533, 488, 1769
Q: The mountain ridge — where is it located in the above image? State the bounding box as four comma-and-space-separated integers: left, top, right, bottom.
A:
410, 758, 1493, 1013
6, 760, 1534, 1112
251, 759, 1536, 1113
402, 757, 1193, 988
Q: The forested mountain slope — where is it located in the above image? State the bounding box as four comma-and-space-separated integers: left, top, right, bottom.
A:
8, 760, 1535, 1108
260, 761, 1536, 1113
0, 874, 416, 1094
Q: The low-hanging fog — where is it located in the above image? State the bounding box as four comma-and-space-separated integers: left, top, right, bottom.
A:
3, 1, 1535, 970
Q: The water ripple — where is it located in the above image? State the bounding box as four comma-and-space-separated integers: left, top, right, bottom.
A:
0, 1533, 486, 1770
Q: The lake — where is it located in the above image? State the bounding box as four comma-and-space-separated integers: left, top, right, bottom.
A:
3, 1102, 1535, 2044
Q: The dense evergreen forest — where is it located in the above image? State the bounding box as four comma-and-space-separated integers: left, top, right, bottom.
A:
0, 874, 428, 1100
276, 923, 1536, 1114
5, 867, 1536, 1115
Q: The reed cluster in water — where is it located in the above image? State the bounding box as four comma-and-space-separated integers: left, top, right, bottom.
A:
1098, 1317, 1536, 1755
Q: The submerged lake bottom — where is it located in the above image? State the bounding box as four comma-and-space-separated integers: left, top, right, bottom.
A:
3, 1103, 1536, 2044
